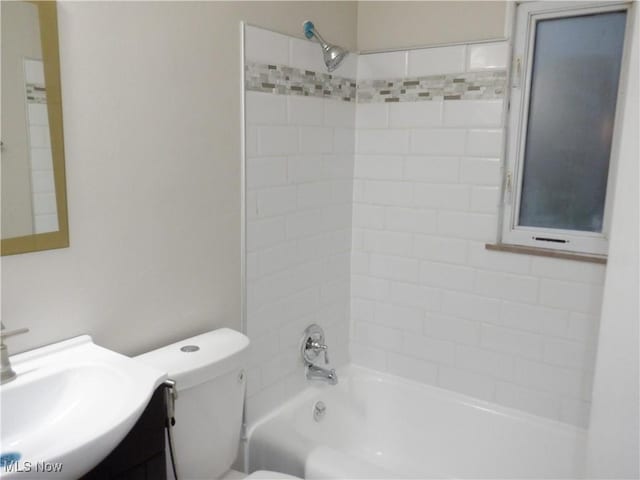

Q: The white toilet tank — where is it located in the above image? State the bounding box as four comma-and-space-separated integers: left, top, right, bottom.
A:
136, 328, 250, 480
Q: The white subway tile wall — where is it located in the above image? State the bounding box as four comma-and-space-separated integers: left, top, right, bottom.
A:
245, 24, 357, 79
357, 51, 408, 80
407, 45, 467, 77
350, 41, 605, 428
467, 42, 510, 71
245, 26, 605, 428
244, 26, 354, 423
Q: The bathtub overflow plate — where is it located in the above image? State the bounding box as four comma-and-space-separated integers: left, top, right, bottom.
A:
313, 401, 326, 422
180, 345, 199, 352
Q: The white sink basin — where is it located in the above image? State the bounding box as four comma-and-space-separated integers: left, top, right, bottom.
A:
0, 336, 166, 478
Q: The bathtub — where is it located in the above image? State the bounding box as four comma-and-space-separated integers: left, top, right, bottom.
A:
247, 365, 586, 479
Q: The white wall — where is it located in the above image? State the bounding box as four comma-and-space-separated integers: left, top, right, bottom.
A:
350, 44, 605, 427
1, 1, 357, 356
243, 26, 356, 423
586, 5, 639, 477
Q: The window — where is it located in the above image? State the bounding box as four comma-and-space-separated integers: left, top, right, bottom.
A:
502, 2, 631, 256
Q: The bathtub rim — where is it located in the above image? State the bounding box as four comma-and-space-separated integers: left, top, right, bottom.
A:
246, 363, 588, 442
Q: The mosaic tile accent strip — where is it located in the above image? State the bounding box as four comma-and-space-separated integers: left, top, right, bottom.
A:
26, 83, 47, 104
245, 61, 356, 102
357, 70, 507, 103
244, 61, 506, 103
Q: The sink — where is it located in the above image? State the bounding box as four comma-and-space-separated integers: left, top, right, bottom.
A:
0, 336, 166, 478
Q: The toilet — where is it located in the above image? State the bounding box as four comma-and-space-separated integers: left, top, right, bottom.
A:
136, 328, 299, 480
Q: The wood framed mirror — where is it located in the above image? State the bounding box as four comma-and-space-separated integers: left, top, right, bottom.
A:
1, 1, 69, 256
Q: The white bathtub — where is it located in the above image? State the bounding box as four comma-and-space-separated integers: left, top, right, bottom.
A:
247, 365, 586, 479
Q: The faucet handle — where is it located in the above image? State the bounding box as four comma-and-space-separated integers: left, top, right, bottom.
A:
0, 327, 29, 341
302, 324, 334, 366
308, 340, 330, 364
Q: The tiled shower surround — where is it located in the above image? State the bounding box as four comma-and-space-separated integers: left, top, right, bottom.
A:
244, 26, 356, 423
244, 26, 605, 427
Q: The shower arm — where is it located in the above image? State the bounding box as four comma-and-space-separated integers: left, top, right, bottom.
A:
304, 21, 329, 50
309, 29, 328, 48
303, 20, 348, 73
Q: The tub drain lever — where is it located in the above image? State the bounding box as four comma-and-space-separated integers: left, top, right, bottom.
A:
313, 401, 327, 422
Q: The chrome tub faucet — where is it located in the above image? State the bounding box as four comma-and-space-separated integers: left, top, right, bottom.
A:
306, 364, 338, 385
301, 324, 338, 385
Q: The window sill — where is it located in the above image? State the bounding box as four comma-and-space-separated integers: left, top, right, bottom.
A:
485, 243, 607, 264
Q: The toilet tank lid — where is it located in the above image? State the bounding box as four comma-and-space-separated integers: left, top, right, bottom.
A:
135, 328, 250, 391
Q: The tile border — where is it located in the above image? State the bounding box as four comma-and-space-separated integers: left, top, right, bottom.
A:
358, 70, 506, 103
245, 61, 506, 103
245, 61, 356, 102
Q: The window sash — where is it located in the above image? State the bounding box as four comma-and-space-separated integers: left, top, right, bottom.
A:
501, 1, 632, 256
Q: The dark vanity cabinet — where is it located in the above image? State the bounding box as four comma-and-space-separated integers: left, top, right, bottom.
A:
81, 386, 167, 480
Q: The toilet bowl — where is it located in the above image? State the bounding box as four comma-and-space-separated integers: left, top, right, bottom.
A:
136, 329, 300, 480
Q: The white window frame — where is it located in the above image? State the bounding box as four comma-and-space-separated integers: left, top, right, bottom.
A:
501, 1, 633, 256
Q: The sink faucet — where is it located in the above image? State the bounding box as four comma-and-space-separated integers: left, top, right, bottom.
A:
300, 324, 338, 385
1, 323, 30, 385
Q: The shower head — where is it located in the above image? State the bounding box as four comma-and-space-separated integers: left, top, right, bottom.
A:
303, 21, 348, 73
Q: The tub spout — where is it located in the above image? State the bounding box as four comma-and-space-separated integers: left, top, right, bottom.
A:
307, 364, 338, 385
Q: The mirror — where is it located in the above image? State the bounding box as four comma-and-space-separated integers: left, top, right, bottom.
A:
1, 1, 68, 256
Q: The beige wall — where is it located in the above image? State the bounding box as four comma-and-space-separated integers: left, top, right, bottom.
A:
357, 1, 507, 52
240, 1, 357, 50
1, 2, 41, 238
1, 1, 356, 356
2, 0, 508, 355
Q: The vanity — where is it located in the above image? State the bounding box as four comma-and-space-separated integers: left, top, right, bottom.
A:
1, 336, 168, 479
80, 386, 167, 480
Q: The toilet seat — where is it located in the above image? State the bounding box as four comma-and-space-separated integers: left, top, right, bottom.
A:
245, 471, 301, 479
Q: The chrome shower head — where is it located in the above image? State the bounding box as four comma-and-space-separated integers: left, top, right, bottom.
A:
322, 43, 349, 73
303, 21, 348, 73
